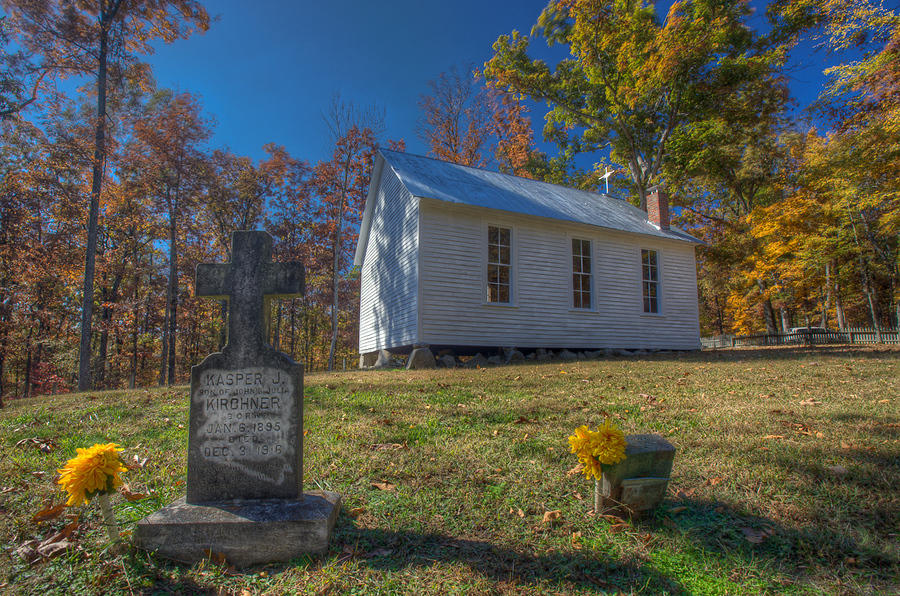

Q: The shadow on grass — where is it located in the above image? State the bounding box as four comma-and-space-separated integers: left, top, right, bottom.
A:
330, 515, 689, 594
652, 494, 898, 587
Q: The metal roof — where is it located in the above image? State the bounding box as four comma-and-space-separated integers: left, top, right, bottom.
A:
380, 149, 700, 244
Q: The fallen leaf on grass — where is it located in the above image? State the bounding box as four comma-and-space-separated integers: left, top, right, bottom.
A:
32, 504, 66, 524
349, 507, 366, 517
705, 477, 724, 486
599, 514, 625, 523
370, 481, 396, 492
567, 463, 585, 477
15, 437, 57, 453
573, 491, 584, 501
799, 398, 821, 406
741, 527, 775, 544
669, 506, 688, 514
571, 531, 582, 549
542, 510, 561, 524
513, 416, 533, 424
38, 537, 72, 559
370, 443, 405, 451
14, 540, 40, 563
15, 519, 80, 564
119, 485, 148, 501
673, 488, 696, 499
609, 523, 629, 534
125, 455, 150, 470
761, 435, 785, 440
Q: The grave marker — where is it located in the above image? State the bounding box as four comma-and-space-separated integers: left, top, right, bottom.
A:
135, 230, 340, 567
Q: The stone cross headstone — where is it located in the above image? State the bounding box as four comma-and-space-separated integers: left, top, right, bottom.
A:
189, 231, 304, 502
135, 231, 340, 567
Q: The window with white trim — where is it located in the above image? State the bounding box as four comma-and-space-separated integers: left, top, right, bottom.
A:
572, 238, 592, 309
487, 225, 511, 303
641, 249, 660, 313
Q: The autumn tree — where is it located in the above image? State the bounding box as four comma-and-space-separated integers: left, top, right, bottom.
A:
417, 65, 492, 167
1, 0, 210, 390
484, 0, 782, 209
418, 65, 536, 175
131, 90, 211, 385
317, 97, 385, 371
0, 16, 53, 119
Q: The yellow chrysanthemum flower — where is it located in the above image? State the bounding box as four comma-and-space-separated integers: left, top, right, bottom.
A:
580, 453, 603, 480
567, 425, 593, 455
57, 443, 126, 506
568, 420, 627, 481
592, 419, 627, 466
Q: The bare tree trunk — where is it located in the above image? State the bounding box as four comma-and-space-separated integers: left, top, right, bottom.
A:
166, 212, 178, 385
848, 210, 882, 341
0, 310, 6, 407
129, 277, 140, 389
859, 260, 882, 342
780, 306, 791, 334
158, 299, 169, 386
77, 25, 110, 392
23, 343, 31, 399
289, 299, 296, 360
834, 282, 847, 331
328, 194, 345, 371
96, 306, 110, 388
757, 280, 778, 336
713, 294, 725, 335
218, 300, 227, 350
273, 301, 282, 351
820, 262, 833, 328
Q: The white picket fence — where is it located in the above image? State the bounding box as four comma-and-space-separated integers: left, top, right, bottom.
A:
701, 327, 900, 349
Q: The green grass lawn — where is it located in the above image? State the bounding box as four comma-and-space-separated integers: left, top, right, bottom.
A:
1, 346, 898, 595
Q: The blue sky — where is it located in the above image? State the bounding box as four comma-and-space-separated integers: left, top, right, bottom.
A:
146, 0, 548, 162
141, 0, 842, 166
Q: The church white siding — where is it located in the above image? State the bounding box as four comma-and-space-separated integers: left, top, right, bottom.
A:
417, 199, 701, 350
358, 168, 419, 353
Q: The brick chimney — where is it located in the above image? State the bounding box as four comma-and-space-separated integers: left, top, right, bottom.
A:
647, 186, 669, 230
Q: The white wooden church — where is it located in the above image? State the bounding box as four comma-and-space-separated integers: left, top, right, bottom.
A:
353, 150, 702, 359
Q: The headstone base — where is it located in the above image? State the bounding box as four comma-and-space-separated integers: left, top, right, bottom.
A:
134, 491, 341, 567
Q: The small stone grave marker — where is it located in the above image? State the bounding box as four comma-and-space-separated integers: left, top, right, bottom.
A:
135, 231, 340, 567
600, 434, 675, 515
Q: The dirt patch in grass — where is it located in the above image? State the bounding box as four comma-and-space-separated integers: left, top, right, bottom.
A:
1, 347, 897, 594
